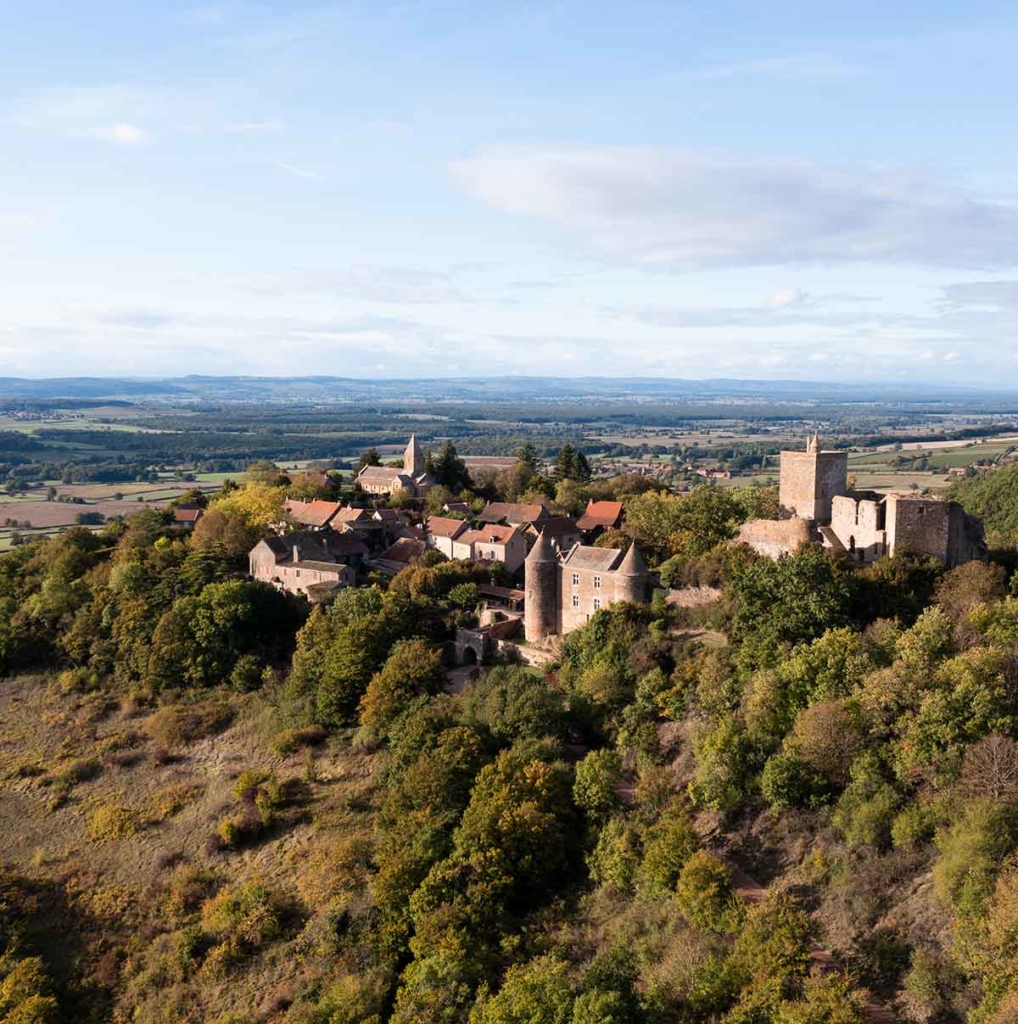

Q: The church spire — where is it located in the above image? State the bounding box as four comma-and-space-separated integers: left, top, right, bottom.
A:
404, 434, 424, 476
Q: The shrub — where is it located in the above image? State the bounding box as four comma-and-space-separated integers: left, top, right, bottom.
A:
201, 879, 281, 954
150, 783, 202, 821
890, 804, 937, 850
145, 701, 234, 748
674, 851, 742, 932
270, 726, 327, 757
87, 804, 139, 841
761, 753, 832, 811
587, 817, 640, 895
53, 756, 101, 791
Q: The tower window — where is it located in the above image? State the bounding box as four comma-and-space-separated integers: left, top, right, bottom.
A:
571, 573, 580, 587
593, 575, 601, 589
572, 595, 580, 609
593, 598, 602, 610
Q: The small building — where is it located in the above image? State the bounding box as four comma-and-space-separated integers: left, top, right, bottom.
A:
576, 500, 624, 536
523, 515, 581, 554
477, 501, 551, 528
284, 498, 343, 529
424, 515, 470, 557
370, 536, 427, 576
451, 524, 528, 572
444, 501, 472, 516
249, 532, 361, 597
172, 504, 204, 529
355, 435, 435, 497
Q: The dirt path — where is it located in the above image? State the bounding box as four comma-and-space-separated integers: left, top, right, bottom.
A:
727, 864, 897, 1023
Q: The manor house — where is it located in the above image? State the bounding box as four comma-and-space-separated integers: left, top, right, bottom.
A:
739, 434, 985, 565
524, 531, 650, 642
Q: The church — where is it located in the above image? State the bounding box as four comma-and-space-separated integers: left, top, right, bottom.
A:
354, 435, 435, 498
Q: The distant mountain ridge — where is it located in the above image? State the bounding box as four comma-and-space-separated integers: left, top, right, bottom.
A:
0, 375, 1013, 405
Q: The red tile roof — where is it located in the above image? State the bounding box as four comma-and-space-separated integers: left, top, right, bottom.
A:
285, 499, 343, 527
477, 501, 550, 525
458, 524, 518, 546
426, 515, 469, 539
172, 505, 203, 523
576, 500, 624, 530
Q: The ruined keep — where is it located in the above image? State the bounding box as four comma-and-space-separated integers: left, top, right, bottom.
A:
778, 432, 849, 522
739, 434, 985, 566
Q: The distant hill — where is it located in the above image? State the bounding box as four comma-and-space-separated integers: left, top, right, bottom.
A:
1, 375, 1015, 406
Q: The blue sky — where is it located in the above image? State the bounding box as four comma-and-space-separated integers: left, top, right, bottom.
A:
3, 1, 1018, 382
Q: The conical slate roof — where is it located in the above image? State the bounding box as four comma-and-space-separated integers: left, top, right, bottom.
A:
525, 529, 558, 564
616, 543, 647, 575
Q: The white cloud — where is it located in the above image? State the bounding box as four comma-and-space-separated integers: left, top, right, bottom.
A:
941, 280, 1018, 309
226, 119, 283, 133
764, 287, 811, 310
687, 52, 870, 84
81, 123, 150, 145
275, 161, 322, 181
452, 146, 1018, 270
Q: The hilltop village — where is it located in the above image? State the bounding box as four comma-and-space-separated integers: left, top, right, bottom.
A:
247, 434, 987, 661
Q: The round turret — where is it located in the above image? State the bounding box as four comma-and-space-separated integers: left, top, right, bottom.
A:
614, 543, 648, 605
525, 531, 558, 642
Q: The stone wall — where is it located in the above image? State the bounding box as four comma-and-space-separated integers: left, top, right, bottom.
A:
559, 564, 615, 634
737, 518, 814, 559
829, 495, 887, 562
886, 494, 951, 561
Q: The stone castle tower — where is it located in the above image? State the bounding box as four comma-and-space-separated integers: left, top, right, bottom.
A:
778, 433, 848, 522
524, 530, 559, 642
403, 434, 424, 477
613, 542, 648, 604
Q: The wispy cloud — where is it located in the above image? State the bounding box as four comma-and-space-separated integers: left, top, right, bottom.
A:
226, 119, 283, 134
452, 145, 1018, 270
78, 123, 150, 146
687, 52, 870, 84
275, 161, 322, 181
181, 5, 229, 27
940, 280, 1018, 309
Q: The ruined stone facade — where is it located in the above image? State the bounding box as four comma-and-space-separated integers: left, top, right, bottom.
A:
827, 492, 984, 565
524, 535, 649, 642
740, 434, 986, 567
736, 517, 815, 560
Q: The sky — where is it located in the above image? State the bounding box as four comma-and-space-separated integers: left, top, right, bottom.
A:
3, 1, 1018, 383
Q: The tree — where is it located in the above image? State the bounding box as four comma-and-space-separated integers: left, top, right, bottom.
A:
961, 733, 1018, 802
462, 666, 567, 745
573, 750, 622, 825
469, 955, 574, 1024
357, 448, 382, 471
359, 639, 447, 733
554, 443, 591, 483
674, 851, 741, 932
432, 441, 471, 492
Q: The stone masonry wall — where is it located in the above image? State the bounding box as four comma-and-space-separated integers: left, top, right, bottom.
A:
737, 518, 814, 559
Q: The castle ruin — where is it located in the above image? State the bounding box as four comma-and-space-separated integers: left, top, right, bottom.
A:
739, 433, 984, 565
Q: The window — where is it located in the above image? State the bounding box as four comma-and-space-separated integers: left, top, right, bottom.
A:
295, 569, 301, 578
572, 595, 580, 609
571, 573, 580, 587
593, 598, 602, 610
593, 575, 601, 589
527, 589, 533, 600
